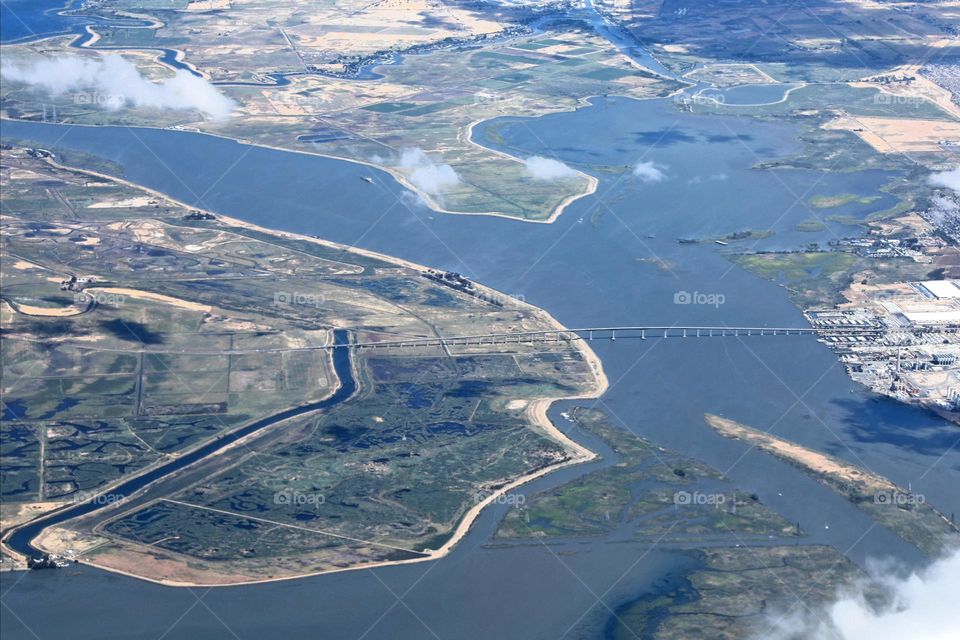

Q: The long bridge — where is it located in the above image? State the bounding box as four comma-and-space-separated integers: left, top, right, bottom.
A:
68, 325, 886, 356
342, 325, 880, 351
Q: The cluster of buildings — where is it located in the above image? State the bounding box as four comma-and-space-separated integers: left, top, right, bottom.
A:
59, 274, 96, 292
920, 191, 960, 244
27, 553, 72, 570
829, 234, 940, 260
921, 64, 960, 107
807, 280, 960, 415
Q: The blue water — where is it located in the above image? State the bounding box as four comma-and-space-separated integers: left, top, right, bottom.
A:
0, 0, 79, 43
0, 0, 200, 77
0, 1, 152, 45
2, 5, 958, 638
3, 97, 956, 638
476, 96, 894, 249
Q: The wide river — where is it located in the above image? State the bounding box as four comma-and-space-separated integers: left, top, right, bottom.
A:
2, 93, 958, 639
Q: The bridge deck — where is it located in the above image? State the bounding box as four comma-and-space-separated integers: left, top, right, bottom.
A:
345, 325, 879, 350
71, 325, 895, 356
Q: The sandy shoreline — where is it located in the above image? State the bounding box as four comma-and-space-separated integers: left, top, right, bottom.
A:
461, 118, 600, 224
0, 113, 595, 224
5, 156, 610, 587
195, 123, 599, 225
58, 398, 606, 588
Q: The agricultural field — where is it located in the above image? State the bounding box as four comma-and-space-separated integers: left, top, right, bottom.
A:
0, 4, 682, 221
88, 0, 514, 79
597, 0, 957, 80
0, 147, 605, 581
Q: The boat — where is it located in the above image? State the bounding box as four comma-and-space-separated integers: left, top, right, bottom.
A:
361, 176, 374, 184
715, 240, 729, 246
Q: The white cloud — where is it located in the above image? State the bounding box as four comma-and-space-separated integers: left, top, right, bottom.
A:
524, 156, 577, 181
632, 160, 667, 183
0, 54, 234, 119
929, 167, 960, 194
398, 148, 460, 195
761, 548, 960, 640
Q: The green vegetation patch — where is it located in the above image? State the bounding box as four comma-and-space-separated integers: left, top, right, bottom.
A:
493, 72, 533, 84
473, 51, 540, 66
397, 102, 460, 117
609, 546, 859, 640
498, 408, 794, 540
731, 249, 931, 308
810, 193, 882, 208
564, 47, 598, 56
361, 102, 417, 113
794, 220, 827, 232
512, 42, 552, 51
734, 251, 855, 281
579, 66, 635, 81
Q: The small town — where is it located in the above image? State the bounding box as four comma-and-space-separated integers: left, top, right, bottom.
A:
808, 279, 960, 418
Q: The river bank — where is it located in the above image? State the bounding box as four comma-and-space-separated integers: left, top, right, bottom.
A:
2, 154, 610, 586
1, 100, 955, 638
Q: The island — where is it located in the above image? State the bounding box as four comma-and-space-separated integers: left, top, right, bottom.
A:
0, 145, 606, 584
